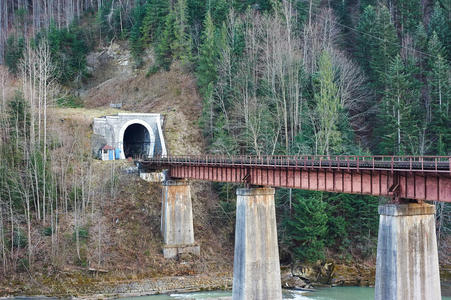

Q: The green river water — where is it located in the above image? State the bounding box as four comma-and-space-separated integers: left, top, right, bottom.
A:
121, 287, 451, 300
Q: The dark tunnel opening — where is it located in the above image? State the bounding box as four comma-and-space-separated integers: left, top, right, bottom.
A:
123, 123, 151, 158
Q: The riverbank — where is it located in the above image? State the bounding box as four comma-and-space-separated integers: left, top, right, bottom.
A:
0, 272, 233, 298
0, 260, 379, 298
0, 261, 360, 297
2, 266, 450, 298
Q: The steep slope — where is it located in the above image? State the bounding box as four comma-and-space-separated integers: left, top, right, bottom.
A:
58, 43, 234, 293
0, 42, 234, 296
81, 41, 204, 155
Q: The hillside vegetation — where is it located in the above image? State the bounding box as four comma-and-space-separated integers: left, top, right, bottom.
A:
0, 0, 450, 295
0, 49, 234, 294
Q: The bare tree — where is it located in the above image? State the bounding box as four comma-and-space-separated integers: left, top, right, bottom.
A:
0, 1, 140, 62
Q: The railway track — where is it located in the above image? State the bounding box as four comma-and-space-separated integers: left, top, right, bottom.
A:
141, 155, 451, 173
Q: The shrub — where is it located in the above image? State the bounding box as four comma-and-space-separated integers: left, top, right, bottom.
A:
56, 95, 84, 108
73, 227, 89, 241
9, 228, 28, 248
4, 35, 25, 74
42, 227, 52, 236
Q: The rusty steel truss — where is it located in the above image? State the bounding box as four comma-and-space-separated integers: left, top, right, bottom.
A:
140, 155, 451, 202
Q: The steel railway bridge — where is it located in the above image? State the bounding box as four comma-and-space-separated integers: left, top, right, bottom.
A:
139, 155, 451, 300
140, 155, 451, 202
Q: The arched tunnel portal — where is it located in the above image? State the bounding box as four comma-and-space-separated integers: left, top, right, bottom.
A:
122, 123, 153, 158
93, 114, 165, 160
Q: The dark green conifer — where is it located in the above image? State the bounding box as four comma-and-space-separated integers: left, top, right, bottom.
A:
428, 34, 451, 155
156, 11, 177, 70
4, 35, 25, 74
130, 2, 147, 66
429, 1, 450, 59
376, 55, 421, 154
414, 22, 428, 52
356, 5, 399, 93
172, 0, 192, 66
395, 0, 422, 33
140, 0, 170, 45
196, 11, 219, 97
284, 191, 328, 262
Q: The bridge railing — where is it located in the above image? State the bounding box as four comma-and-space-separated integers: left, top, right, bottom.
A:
142, 155, 451, 174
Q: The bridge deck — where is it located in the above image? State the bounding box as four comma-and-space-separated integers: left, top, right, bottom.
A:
140, 155, 451, 202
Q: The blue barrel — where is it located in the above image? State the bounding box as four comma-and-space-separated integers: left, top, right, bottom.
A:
115, 148, 121, 159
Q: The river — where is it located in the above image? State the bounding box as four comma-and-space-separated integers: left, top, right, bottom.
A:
121, 287, 451, 300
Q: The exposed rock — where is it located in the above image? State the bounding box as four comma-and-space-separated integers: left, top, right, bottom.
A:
289, 260, 376, 287
331, 264, 375, 286
292, 264, 317, 282
281, 271, 309, 289
291, 261, 334, 284
317, 261, 334, 283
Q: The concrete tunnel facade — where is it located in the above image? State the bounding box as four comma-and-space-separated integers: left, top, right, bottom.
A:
93, 113, 167, 159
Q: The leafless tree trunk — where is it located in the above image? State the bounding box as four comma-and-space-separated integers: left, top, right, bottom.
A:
0, 205, 6, 274
74, 178, 80, 260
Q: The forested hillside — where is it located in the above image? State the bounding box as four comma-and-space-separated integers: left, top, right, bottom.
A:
0, 0, 450, 292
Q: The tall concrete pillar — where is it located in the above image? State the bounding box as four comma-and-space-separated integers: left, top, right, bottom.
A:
375, 203, 441, 300
232, 188, 282, 300
161, 180, 200, 258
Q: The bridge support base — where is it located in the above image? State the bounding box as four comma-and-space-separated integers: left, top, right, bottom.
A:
161, 180, 199, 259
375, 203, 441, 300
232, 188, 282, 300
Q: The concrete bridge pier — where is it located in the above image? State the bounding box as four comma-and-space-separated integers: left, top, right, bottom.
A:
232, 188, 282, 300
375, 203, 441, 300
161, 180, 200, 258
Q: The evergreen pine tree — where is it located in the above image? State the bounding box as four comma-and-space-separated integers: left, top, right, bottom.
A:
284, 191, 328, 262
356, 5, 378, 76
357, 5, 399, 93
209, 0, 231, 26
429, 1, 450, 60
426, 32, 444, 70
130, 2, 147, 66
325, 193, 379, 256
414, 22, 428, 69
414, 22, 428, 52
47, 24, 89, 83
376, 55, 421, 154
395, 0, 422, 34
156, 10, 177, 70
187, 0, 206, 28
428, 36, 451, 155
172, 0, 192, 67
371, 6, 400, 90
197, 11, 219, 97
4, 35, 25, 74
140, 0, 170, 45
359, 0, 377, 11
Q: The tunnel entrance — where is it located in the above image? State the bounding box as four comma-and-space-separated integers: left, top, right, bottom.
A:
123, 123, 151, 158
